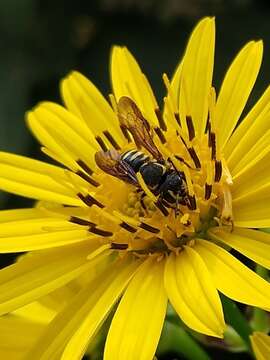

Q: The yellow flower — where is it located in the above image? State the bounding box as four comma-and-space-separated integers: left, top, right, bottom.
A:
0, 17, 270, 359
250, 332, 270, 360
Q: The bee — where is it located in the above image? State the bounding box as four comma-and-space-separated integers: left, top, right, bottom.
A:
95, 96, 189, 215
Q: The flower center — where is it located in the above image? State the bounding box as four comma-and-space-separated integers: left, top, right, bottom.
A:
69, 91, 233, 257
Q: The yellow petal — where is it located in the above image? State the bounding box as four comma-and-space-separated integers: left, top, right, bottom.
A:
215, 40, 263, 149
195, 239, 270, 308
104, 258, 167, 360
0, 315, 44, 355
27, 102, 98, 170
0, 210, 91, 252
208, 227, 270, 269
233, 185, 270, 228
61, 71, 124, 146
230, 130, 270, 177
164, 247, 225, 337
13, 301, 56, 325
27, 256, 140, 360
0, 152, 81, 206
225, 85, 270, 171
0, 207, 91, 253
179, 17, 215, 137
110, 46, 159, 126
232, 146, 270, 200
250, 332, 270, 360
0, 241, 107, 315
163, 62, 182, 130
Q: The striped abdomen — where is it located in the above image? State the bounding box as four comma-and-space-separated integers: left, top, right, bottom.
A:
121, 150, 150, 173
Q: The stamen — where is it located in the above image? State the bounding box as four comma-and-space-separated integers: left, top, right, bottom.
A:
187, 195, 197, 210
155, 108, 167, 131
77, 193, 104, 208
186, 115, 195, 141
103, 130, 121, 150
120, 222, 137, 233
210, 132, 216, 160
111, 243, 129, 250
69, 216, 95, 226
139, 222, 160, 234
76, 159, 93, 175
214, 160, 222, 182
220, 183, 233, 223
120, 125, 132, 143
89, 227, 113, 237
205, 112, 210, 134
187, 147, 201, 169
174, 112, 181, 127
154, 127, 166, 144
95, 136, 108, 152
204, 183, 212, 200
76, 170, 100, 187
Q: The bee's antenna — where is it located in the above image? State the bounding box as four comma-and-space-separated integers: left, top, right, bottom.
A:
167, 157, 182, 177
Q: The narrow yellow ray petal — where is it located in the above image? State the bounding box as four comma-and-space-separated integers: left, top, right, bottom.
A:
0, 315, 44, 352
61, 72, 124, 145
233, 184, 270, 228
179, 17, 215, 137
104, 258, 167, 360
0, 241, 107, 316
0, 208, 51, 222
250, 332, 270, 360
27, 256, 140, 360
14, 301, 56, 324
208, 227, 270, 269
28, 104, 98, 169
195, 240, 270, 308
164, 248, 225, 338
0, 152, 81, 206
232, 148, 270, 199
225, 85, 270, 171
110, 46, 159, 126
215, 40, 263, 149
0, 220, 91, 252
230, 130, 270, 176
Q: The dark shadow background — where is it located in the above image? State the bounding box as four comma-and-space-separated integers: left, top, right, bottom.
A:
0, 0, 270, 358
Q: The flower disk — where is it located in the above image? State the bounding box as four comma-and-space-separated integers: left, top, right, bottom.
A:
0, 17, 270, 360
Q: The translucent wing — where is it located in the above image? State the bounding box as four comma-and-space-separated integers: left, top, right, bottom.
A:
117, 96, 163, 161
95, 149, 138, 186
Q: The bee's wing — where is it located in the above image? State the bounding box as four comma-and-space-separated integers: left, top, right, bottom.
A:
95, 149, 138, 186
117, 96, 163, 161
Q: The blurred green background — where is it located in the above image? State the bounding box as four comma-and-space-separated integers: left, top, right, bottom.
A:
0, 0, 270, 358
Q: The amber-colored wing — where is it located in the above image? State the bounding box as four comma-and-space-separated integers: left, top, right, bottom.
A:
117, 96, 163, 161
95, 149, 138, 186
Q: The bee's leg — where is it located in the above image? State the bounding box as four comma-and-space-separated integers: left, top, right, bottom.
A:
174, 155, 197, 170
154, 197, 170, 217
140, 192, 148, 214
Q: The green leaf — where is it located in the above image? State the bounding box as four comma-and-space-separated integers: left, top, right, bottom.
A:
158, 318, 211, 360
221, 294, 252, 353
